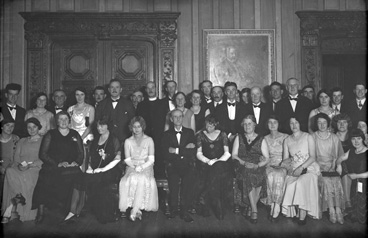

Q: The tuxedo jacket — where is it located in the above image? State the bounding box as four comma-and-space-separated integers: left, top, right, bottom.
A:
95, 97, 135, 143
346, 98, 367, 127
275, 95, 313, 134
161, 127, 196, 169
245, 102, 273, 136
207, 100, 224, 115
136, 99, 166, 141
1, 104, 26, 137
46, 105, 68, 115
160, 96, 174, 115
214, 101, 249, 135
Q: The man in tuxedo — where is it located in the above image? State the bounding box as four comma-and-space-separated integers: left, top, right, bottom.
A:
331, 87, 348, 114
95, 79, 135, 143
161, 109, 197, 223
245, 86, 272, 136
136, 81, 166, 177
0, 83, 26, 137
160, 80, 177, 114
346, 81, 367, 127
200, 80, 213, 107
214, 82, 248, 143
275, 78, 313, 134
92, 86, 106, 108
48, 89, 68, 115
268, 81, 284, 113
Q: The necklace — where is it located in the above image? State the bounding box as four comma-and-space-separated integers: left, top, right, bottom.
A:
245, 133, 256, 143
355, 147, 366, 154
0, 135, 12, 143
316, 131, 330, 140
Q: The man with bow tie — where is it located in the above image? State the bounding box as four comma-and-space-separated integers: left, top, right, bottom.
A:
95, 79, 135, 143
275, 78, 313, 134
199, 80, 213, 107
214, 82, 249, 143
160, 80, 177, 115
346, 81, 367, 127
47, 89, 68, 115
245, 86, 272, 136
1, 83, 26, 137
161, 109, 197, 223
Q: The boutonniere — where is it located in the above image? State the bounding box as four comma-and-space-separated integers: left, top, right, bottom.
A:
98, 149, 106, 160
71, 136, 78, 142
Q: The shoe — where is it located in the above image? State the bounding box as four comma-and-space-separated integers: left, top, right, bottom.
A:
329, 212, 337, 224
136, 211, 142, 221
336, 212, 344, 224
1, 217, 9, 224
11, 194, 26, 206
298, 218, 307, 225
268, 214, 275, 223
129, 214, 136, 222
180, 212, 194, 223
250, 212, 257, 224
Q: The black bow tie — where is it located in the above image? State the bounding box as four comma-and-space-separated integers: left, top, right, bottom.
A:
55, 107, 63, 110
228, 102, 235, 107
288, 96, 298, 101
8, 105, 16, 110
176, 131, 182, 134
112, 99, 118, 102
205, 98, 211, 102
253, 104, 260, 108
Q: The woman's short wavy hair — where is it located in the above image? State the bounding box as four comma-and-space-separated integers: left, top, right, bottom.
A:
350, 128, 367, 146
55, 111, 71, 124
129, 116, 146, 132
314, 112, 331, 132
331, 113, 352, 132
241, 114, 257, 127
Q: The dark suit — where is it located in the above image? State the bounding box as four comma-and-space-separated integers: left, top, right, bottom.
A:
267, 100, 281, 113
346, 98, 367, 127
275, 95, 313, 134
136, 98, 167, 177
214, 101, 249, 136
1, 104, 26, 137
160, 96, 174, 115
95, 97, 135, 143
208, 100, 223, 115
161, 127, 197, 212
245, 102, 273, 136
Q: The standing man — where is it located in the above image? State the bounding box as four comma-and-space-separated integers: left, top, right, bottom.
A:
92, 86, 106, 108
245, 86, 272, 136
346, 81, 367, 127
161, 109, 197, 223
1, 83, 26, 137
214, 82, 248, 143
130, 89, 144, 110
136, 81, 166, 177
199, 80, 213, 106
275, 78, 313, 134
268, 81, 284, 112
331, 87, 347, 114
302, 85, 318, 108
208, 86, 224, 114
95, 79, 135, 143
48, 89, 68, 115
160, 80, 177, 114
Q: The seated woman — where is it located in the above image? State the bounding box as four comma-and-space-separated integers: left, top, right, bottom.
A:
119, 116, 158, 221
232, 115, 267, 224
260, 115, 288, 222
25, 92, 55, 136
196, 115, 232, 220
281, 117, 321, 225
1, 118, 43, 223
32, 111, 84, 223
64, 117, 121, 224
337, 129, 368, 224
312, 113, 345, 224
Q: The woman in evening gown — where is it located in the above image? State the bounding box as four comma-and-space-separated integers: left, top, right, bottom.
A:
119, 116, 158, 221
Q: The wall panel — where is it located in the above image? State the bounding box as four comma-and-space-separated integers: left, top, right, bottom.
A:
346, 0, 366, 10
80, 0, 99, 11
130, 0, 148, 11
324, 0, 340, 9
199, 0, 213, 82
31, 0, 50, 11
240, 0, 255, 29
302, 0, 319, 9
260, 0, 275, 29
154, 0, 172, 11
219, 0, 234, 28
56, 0, 74, 11
105, 0, 123, 11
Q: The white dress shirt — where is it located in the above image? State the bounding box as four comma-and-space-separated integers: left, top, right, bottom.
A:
253, 103, 261, 124
288, 94, 298, 112
227, 99, 236, 120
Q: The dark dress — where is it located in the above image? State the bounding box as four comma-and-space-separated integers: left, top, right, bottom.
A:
196, 131, 232, 208
84, 133, 121, 223
340, 137, 352, 177
32, 129, 84, 210
345, 150, 367, 223
194, 107, 207, 132
234, 134, 266, 207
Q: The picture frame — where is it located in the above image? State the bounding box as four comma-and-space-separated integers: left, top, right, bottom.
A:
203, 29, 275, 90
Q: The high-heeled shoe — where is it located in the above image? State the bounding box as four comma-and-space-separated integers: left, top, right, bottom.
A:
250, 212, 258, 224
129, 214, 136, 222
298, 218, 307, 225
336, 212, 344, 224
329, 212, 337, 224
136, 211, 142, 221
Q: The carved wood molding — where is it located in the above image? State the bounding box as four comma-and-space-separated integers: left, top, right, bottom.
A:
296, 11, 366, 90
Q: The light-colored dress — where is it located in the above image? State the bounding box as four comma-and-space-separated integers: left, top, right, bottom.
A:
282, 132, 321, 219
1, 137, 43, 221
119, 136, 158, 212
25, 109, 54, 136
67, 104, 94, 143
263, 133, 288, 205
313, 132, 345, 211
0, 135, 19, 172
311, 108, 339, 132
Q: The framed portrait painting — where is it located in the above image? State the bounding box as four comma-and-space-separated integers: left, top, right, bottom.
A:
204, 29, 275, 90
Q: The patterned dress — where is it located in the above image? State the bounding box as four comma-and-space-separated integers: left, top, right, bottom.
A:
263, 133, 288, 205
119, 136, 158, 212
234, 134, 266, 207
68, 104, 94, 143
313, 132, 345, 211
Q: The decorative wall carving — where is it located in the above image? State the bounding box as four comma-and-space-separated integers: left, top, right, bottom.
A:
296, 11, 366, 91
162, 49, 174, 82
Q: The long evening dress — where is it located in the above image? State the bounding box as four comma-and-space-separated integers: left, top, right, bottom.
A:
32, 129, 84, 210
234, 134, 266, 207
345, 150, 367, 223
262, 133, 288, 206
313, 132, 345, 212
281, 132, 321, 219
119, 135, 158, 213
196, 131, 232, 210
25, 109, 54, 136
1, 137, 42, 221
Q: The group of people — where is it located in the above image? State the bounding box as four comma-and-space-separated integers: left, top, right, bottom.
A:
0, 77, 366, 227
